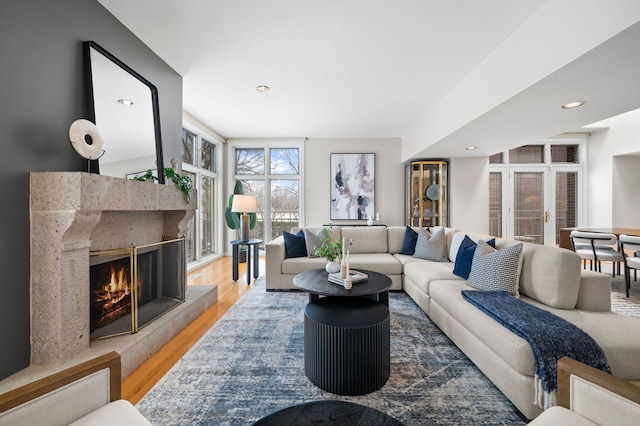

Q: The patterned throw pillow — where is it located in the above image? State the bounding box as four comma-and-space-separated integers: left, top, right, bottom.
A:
303, 228, 328, 258
413, 227, 448, 262
283, 230, 307, 258
467, 240, 523, 296
453, 235, 496, 279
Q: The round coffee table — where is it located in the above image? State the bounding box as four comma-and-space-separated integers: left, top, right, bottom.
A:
293, 269, 393, 395
293, 268, 392, 306
252, 400, 404, 425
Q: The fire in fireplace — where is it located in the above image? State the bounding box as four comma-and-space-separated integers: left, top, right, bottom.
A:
89, 238, 186, 339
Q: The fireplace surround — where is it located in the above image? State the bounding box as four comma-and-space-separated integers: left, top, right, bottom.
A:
30, 172, 196, 365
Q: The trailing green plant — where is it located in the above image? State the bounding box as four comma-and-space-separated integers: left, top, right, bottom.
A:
225, 180, 256, 232
132, 168, 193, 203
315, 227, 343, 262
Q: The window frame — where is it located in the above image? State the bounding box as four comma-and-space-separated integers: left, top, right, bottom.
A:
226, 139, 305, 247
182, 117, 225, 270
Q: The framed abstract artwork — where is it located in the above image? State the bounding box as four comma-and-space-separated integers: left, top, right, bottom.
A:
330, 153, 375, 220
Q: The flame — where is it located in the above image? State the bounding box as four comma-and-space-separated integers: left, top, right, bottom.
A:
95, 265, 131, 314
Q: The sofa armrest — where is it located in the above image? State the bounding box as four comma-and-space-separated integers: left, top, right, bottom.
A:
556, 356, 640, 423
574, 270, 611, 312
0, 351, 121, 426
265, 236, 286, 289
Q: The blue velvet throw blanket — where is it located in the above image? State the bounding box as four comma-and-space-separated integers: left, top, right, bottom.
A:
461, 290, 611, 409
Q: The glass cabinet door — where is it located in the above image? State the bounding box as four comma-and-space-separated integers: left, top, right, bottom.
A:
406, 160, 448, 227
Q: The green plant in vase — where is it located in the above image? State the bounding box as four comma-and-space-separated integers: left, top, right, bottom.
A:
315, 227, 343, 273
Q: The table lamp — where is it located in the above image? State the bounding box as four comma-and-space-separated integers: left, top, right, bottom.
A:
231, 194, 257, 242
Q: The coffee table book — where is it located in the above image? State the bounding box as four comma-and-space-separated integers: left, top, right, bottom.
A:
328, 270, 368, 287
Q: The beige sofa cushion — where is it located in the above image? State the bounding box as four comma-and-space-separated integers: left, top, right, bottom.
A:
347, 253, 403, 275
519, 243, 581, 309
341, 226, 388, 254
429, 280, 536, 376
387, 226, 420, 254
524, 297, 640, 380
403, 261, 460, 295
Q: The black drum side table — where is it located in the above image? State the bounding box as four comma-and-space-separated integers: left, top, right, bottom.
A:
231, 238, 262, 284
304, 296, 390, 395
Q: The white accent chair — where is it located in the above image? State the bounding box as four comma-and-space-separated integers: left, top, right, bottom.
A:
619, 234, 640, 298
528, 357, 640, 425
570, 231, 624, 277
0, 352, 151, 426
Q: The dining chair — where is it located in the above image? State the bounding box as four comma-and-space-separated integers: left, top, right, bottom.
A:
619, 234, 640, 297
569, 231, 624, 277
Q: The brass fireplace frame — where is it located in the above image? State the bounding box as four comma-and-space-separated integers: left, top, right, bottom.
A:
90, 236, 186, 339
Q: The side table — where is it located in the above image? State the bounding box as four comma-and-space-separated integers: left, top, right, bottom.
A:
231, 239, 262, 284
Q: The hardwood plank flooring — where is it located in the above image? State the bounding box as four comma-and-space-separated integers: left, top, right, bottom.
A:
122, 256, 263, 404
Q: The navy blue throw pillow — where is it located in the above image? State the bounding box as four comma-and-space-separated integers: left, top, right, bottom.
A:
283, 230, 307, 258
400, 226, 419, 255
453, 235, 496, 279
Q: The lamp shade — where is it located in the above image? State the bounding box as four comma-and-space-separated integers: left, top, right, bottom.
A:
231, 194, 257, 213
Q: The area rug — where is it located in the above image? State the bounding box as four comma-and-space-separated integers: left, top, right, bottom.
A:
136, 278, 527, 425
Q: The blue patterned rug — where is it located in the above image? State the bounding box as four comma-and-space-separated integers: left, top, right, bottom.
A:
136, 278, 526, 425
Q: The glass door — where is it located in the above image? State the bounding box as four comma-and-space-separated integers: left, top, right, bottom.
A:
510, 168, 546, 245
507, 167, 582, 245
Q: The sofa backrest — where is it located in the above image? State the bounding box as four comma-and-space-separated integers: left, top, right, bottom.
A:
518, 242, 582, 309
340, 226, 388, 253
387, 226, 418, 254
449, 231, 582, 309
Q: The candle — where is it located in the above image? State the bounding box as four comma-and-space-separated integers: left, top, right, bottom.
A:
342, 236, 345, 260
346, 249, 350, 275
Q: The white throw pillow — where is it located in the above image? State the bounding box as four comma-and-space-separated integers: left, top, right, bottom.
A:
467, 240, 523, 296
413, 227, 448, 262
303, 228, 328, 258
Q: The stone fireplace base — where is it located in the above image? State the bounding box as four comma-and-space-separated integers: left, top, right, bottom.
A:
0, 284, 217, 392
29, 172, 197, 366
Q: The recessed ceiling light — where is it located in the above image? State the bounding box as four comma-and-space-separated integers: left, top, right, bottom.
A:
465, 146, 477, 150
562, 101, 585, 109
256, 85, 270, 93
117, 98, 134, 106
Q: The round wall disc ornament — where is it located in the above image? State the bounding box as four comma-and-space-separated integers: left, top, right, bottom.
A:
69, 119, 105, 160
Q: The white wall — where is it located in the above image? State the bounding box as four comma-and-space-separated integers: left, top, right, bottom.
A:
613, 156, 640, 227
303, 138, 489, 233
449, 157, 489, 233
304, 138, 405, 227
587, 108, 640, 228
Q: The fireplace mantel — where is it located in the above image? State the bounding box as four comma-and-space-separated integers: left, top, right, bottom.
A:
30, 172, 196, 365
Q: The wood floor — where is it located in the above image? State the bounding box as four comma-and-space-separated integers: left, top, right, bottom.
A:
121, 255, 263, 404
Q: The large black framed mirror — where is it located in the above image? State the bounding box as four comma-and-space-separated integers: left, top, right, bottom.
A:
83, 41, 165, 183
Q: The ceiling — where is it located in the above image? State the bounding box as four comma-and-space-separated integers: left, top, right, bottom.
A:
98, 0, 640, 159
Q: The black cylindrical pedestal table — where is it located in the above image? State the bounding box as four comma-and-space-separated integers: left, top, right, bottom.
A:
304, 296, 390, 395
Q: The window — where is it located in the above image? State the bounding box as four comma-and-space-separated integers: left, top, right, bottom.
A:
229, 141, 304, 243
551, 145, 579, 163
509, 145, 544, 164
182, 121, 223, 267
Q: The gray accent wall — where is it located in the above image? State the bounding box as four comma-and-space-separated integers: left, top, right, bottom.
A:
0, 0, 182, 380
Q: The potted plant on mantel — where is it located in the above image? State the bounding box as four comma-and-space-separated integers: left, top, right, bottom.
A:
315, 228, 344, 273
225, 181, 256, 263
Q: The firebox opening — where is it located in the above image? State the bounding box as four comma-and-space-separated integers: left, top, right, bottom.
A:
89, 238, 186, 340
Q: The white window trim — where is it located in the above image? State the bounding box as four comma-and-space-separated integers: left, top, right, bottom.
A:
182, 114, 225, 270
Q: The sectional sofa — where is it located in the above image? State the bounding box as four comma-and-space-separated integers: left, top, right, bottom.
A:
265, 225, 640, 419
